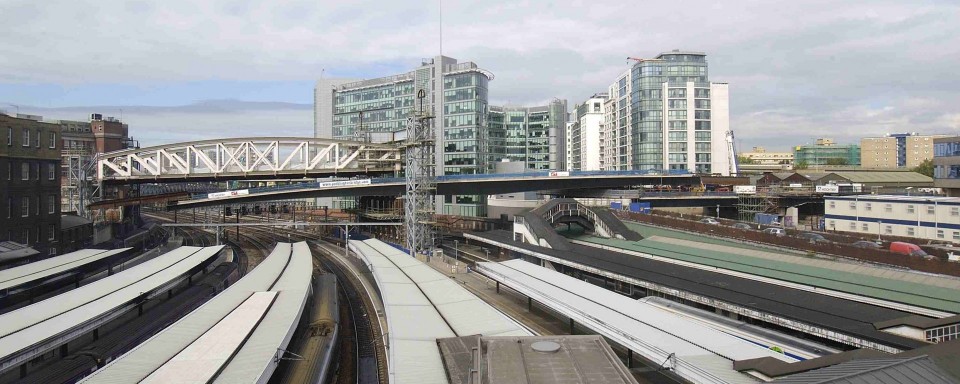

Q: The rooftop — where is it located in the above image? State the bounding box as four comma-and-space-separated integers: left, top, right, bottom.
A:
438, 335, 638, 384
828, 171, 933, 184
0, 242, 38, 263
826, 194, 960, 204
61, 214, 93, 229
772, 356, 955, 384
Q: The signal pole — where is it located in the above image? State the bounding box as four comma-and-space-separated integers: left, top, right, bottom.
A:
403, 89, 436, 257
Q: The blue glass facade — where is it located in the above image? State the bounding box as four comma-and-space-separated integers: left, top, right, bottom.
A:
629, 52, 713, 173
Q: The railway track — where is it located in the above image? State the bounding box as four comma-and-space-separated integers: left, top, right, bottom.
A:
310, 241, 387, 384
143, 209, 388, 384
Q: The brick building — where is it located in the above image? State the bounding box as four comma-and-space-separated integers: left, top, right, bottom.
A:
1, 114, 61, 255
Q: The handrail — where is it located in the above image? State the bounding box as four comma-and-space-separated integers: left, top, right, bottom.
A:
193, 170, 696, 200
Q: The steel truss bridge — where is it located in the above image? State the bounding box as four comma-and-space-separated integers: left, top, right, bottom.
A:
96, 137, 402, 183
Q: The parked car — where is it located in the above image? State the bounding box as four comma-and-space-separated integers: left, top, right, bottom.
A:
699, 218, 720, 225
731, 223, 753, 230
797, 232, 830, 243
889, 242, 929, 257
762, 228, 786, 236
851, 240, 882, 249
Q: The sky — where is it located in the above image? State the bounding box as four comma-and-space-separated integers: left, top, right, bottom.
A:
1, 0, 959, 150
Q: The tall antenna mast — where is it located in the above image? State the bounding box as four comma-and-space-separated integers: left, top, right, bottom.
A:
439, 0, 443, 56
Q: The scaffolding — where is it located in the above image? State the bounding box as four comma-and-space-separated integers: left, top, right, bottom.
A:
403, 89, 436, 256
61, 149, 99, 219
736, 194, 781, 222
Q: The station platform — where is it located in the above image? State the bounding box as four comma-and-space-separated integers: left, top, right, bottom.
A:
573, 221, 960, 316
349, 239, 530, 384
82, 242, 312, 384
0, 248, 131, 300
0, 245, 223, 375
477, 259, 798, 384
467, 230, 929, 353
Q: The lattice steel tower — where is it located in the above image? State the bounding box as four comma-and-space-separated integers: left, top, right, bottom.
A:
404, 89, 436, 256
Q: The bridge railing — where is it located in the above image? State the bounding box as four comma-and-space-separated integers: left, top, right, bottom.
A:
544, 201, 614, 239
189, 169, 699, 200
97, 138, 402, 181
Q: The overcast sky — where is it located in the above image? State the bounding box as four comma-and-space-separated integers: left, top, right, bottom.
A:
1, 0, 958, 150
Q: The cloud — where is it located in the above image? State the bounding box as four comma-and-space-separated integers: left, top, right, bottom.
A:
10, 100, 313, 147
1, 0, 959, 150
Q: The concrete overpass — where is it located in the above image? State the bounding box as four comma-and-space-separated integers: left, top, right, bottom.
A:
168, 171, 703, 210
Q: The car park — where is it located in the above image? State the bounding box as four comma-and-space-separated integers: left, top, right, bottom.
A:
762, 228, 786, 236
890, 242, 929, 257
851, 240, 882, 249
797, 232, 830, 243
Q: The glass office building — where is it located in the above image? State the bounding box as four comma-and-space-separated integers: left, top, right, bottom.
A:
488, 99, 567, 172
627, 51, 731, 174
794, 140, 861, 167
315, 57, 567, 216
934, 136, 960, 197
316, 56, 493, 215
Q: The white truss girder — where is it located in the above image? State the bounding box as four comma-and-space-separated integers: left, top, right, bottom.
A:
97, 137, 401, 181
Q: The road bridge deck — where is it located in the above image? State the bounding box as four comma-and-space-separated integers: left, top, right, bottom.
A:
169, 172, 701, 209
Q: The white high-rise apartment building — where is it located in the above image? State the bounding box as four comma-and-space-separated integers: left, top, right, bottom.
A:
602, 70, 631, 171
574, 51, 733, 175
569, 94, 607, 171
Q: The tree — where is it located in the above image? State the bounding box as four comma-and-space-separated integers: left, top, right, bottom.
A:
794, 160, 809, 170
913, 158, 934, 177
737, 156, 755, 165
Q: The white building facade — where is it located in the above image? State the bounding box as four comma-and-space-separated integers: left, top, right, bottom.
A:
825, 195, 960, 243
569, 93, 607, 171
602, 70, 631, 171
626, 51, 732, 175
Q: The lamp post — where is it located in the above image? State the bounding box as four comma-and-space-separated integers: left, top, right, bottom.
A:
877, 220, 882, 243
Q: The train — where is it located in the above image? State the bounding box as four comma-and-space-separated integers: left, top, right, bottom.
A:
276, 273, 340, 384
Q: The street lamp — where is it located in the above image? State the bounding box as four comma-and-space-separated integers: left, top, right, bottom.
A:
877, 220, 882, 243
716, 204, 720, 219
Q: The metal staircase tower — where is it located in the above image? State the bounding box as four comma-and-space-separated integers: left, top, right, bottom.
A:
403, 89, 436, 256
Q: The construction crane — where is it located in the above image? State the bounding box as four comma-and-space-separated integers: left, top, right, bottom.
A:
725, 130, 739, 176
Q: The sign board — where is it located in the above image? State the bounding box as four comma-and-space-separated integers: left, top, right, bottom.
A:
816, 185, 840, 194
548, 171, 570, 177
788, 183, 803, 188
208, 189, 250, 199
733, 185, 757, 195
317, 179, 372, 188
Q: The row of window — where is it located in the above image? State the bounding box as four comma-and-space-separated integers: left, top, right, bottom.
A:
830, 220, 960, 240
933, 141, 960, 157
6, 127, 57, 148
6, 161, 57, 181
926, 324, 959, 343
6, 195, 58, 218
831, 200, 960, 216
6, 225, 57, 246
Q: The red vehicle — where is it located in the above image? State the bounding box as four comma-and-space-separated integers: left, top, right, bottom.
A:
889, 242, 928, 257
